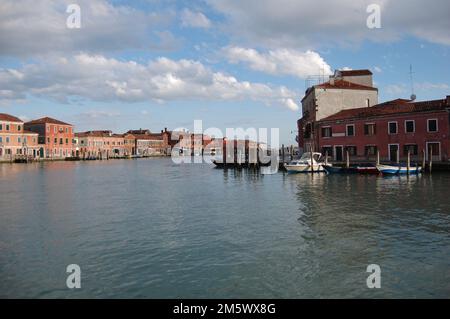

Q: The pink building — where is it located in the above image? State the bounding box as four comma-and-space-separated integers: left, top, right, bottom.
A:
0, 114, 40, 161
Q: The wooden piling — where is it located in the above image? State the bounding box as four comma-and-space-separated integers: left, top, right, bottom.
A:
346, 150, 350, 169
281, 144, 285, 164
290, 145, 293, 161
310, 150, 314, 173
376, 149, 380, 166
422, 149, 426, 172
429, 148, 433, 173
325, 151, 328, 165
407, 150, 410, 175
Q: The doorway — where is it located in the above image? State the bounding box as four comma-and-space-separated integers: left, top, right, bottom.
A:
334, 146, 343, 161
388, 144, 399, 162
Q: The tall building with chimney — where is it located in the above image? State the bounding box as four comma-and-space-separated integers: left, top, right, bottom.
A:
298, 69, 379, 152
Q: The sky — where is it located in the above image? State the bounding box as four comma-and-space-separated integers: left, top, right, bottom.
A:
0, 0, 449, 144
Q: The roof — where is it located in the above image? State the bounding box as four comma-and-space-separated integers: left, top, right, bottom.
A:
0, 113, 23, 123
302, 78, 377, 102
75, 130, 124, 138
320, 98, 449, 122
25, 117, 72, 126
132, 133, 163, 140
315, 79, 377, 91
337, 69, 373, 76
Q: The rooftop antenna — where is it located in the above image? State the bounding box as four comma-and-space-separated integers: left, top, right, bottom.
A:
409, 64, 416, 101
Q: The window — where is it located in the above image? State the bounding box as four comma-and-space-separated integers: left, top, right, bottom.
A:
47, 137, 50, 143
403, 144, 418, 155
6, 137, 10, 143
366, 99, 370, 108
47, 126, 50, 132
0, 137, 2, 143
6, 124, 10, 131
364, 123, 376, 136
346, 124, 355, 136
321, 127, 332, 138
18, 125, 21, 131
18, 137, 21, 143
365, 145, 377, 156
66, 128, 69, 133
54, 138, 57, 144
66, 138, 69, 144
0, 124, 2, 131
345, 146, 357, 156
428, 119, 438, 132
60, 138, 63, 145
405, 120, 415, 133
388, 121, 398, 134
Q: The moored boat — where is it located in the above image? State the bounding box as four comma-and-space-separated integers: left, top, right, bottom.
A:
284, 152, 326, 173
323, 163, 379, 175
377, 164, 422, 175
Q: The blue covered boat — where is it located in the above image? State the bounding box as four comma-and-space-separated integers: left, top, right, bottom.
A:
376, 164, 422, 175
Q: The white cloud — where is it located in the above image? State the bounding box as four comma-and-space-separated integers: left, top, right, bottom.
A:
208, 0, 450, 48
0, 0, 175, 57
224, 47, 332, 78
374, 66, 382, 73
0, 54, 299, 111
180, 8, 211, 28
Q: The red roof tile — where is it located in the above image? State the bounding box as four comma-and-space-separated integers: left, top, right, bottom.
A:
321, 98, 448, 122
0, 113, 23, 122
25, 117, 72, 126
337, 69, 373, 76
315, 79, 377, 91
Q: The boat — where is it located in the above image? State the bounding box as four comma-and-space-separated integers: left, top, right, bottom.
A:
376, 163, 422, 175
323, 164, 358, 174
284, 152, 326, 173
324, 163, 379, 175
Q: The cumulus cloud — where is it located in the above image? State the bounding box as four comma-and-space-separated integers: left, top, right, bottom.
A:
180, 8, 211, 28
0, 0, 175, 57
208, 0, 450, 48
224, 47, 332, 78
0, 54, 299, 111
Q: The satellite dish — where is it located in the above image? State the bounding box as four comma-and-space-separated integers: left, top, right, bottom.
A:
410, 94, 416, 101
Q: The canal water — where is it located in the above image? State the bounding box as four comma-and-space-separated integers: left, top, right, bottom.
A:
0, 158, 449, 298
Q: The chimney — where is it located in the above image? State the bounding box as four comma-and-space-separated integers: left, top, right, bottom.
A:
329, 76, 335, 86
446, 95, 450, 106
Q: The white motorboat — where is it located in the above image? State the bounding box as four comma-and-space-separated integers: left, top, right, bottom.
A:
284, 152, 326, 173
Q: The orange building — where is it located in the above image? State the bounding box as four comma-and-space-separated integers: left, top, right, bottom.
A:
25, 117, 75, 159
0, 114, 40, 161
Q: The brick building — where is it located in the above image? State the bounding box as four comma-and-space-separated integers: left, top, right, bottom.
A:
25, 117, 75, 159
315, 96, 450, 162
0, 114, 40, 161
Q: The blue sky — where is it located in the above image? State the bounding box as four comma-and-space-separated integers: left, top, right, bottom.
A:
0, 0, 449, 144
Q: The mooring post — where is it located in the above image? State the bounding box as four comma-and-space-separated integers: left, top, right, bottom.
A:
429, 148, 433, 174
310, 150, 314, 173
422, 149, 426, 172
346, 150, 350, 169
376, 149, 380, 166
290, 145, 293, 161
281, 144, 285, 164
325, 151, 328, 165
407, 150, 411, 175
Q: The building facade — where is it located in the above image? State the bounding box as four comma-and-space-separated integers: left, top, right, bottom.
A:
0, 114, 40, 161
298, 69, 379, 152
316, 96, 450, 162
126, 129, 171, 156
75, 131, 126, 159
25, 117, 75, 159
